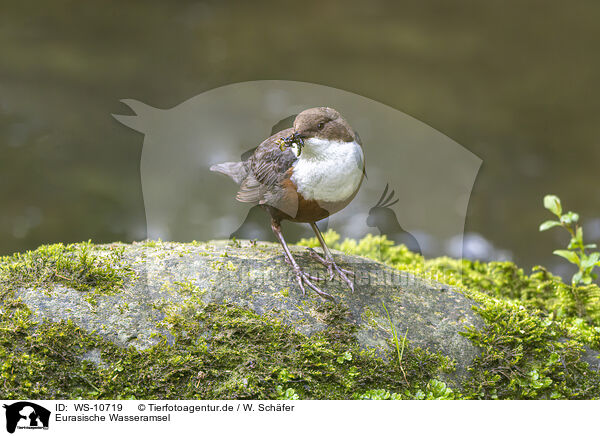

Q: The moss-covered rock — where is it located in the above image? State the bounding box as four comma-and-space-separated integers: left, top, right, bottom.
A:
1, 235, 599, 399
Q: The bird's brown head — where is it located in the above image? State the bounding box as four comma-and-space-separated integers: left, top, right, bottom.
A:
293, 107, 356, 143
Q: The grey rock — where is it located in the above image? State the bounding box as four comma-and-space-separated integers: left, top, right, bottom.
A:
12, 240, 484, 380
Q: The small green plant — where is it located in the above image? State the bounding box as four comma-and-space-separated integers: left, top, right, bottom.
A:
382, 302, 408, 385
275, 386, 300, 400
539, 194, 600, 319
540, 194, 600, 286
413, 379, 456, 400
356, 388, 402, 400
336, 351, 353, 364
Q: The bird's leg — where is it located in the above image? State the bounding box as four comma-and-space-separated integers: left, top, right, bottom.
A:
270, 219, 333, 301
307, 222, 355, 292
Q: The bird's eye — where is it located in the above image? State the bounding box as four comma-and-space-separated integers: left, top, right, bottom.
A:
317, 122, 325, 130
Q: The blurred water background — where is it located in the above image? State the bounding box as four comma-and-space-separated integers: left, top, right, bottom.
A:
1, 0, 599, 280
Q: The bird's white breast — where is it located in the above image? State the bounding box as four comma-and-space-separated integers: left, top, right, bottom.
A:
290, 138, 364, 202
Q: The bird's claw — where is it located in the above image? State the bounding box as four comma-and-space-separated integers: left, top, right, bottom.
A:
284, 254, 324, 281
330, 263, 355, 293
306, 248, 355, 292
306, 247, 328, 265
293, 266, 334, 301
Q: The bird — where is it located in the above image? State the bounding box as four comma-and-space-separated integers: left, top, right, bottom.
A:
210, 107, 365, 300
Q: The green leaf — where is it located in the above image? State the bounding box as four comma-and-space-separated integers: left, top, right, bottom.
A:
572, 271, 583, 285
584, 244, 597, 249
561, 211, 579, 224
581, 252, 600, 269
539, 220, 562, 232
553, 249, 580, 265
568, 238, 578, 250
544, 195, 562, 216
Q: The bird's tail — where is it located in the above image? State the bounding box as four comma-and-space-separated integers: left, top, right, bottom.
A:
209, 161, 248, 185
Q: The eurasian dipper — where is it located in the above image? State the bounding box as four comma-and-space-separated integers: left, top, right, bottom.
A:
211, 107, 364, 300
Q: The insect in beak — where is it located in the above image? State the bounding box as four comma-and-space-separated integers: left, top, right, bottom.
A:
276, 132, 305, 156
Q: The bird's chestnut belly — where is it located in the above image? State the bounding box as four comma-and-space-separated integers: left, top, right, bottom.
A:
267, 178, 361, 223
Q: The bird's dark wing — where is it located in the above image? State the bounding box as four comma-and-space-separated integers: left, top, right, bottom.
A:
236, 128, 297, 203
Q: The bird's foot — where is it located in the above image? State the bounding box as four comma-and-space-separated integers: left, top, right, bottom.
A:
307, 248, 355, 293
292, 265, 334, 301
284, 255, 324, 281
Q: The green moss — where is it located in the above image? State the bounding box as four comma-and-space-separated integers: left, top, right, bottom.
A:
355, 379, 456, 400
0, 288, 450, 399
0, 241, 133, 304
299, 231, 600, 399
1, 235, 599, 399
459, 297, 600, 399
210, 260, 237, 272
